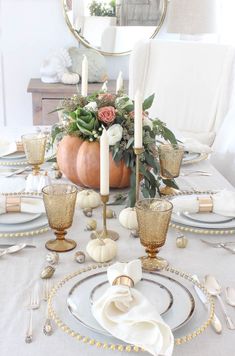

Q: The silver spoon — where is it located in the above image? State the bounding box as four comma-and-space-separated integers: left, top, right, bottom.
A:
200, 239, 235, 254
204, 275, 235, 330
0, 243, 27, 257
225, 287, 235, 307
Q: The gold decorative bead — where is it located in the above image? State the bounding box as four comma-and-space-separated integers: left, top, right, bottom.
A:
118, 345, 124, 351
96, 342, 102, 348
125, 345, 132, 352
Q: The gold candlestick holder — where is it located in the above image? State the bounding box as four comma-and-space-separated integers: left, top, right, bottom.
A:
92, 195, 119, 241
134, 147, 144, 203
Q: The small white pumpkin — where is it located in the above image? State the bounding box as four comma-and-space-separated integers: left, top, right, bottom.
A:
77, 190, 101, 209
119, 207, 138, 230
86, 238, 117, 263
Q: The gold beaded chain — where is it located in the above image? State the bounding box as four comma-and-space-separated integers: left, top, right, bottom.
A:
47, 264, 215, 352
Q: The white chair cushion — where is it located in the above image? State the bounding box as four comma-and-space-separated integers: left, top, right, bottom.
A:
129, 40, 235, 145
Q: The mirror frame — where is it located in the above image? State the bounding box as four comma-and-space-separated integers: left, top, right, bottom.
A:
62, 0, 168, 56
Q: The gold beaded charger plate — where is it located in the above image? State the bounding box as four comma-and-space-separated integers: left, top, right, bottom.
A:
67, 271, 195, 336
48, 264, 214, 351
0, 156, 28, 166
182, 152, 208, 165
169, 191, 235, 235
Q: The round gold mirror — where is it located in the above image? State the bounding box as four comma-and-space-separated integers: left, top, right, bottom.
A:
63, 0, 168, 56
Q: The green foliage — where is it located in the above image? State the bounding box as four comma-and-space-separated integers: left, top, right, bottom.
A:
89, 0, 116, 17
51, 91, 179, 207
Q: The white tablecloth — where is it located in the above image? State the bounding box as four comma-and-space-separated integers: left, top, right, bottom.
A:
0, 129, 235, 356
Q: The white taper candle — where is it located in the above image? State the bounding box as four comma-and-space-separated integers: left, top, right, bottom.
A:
81, 55, 88, 97
116, 71, 123, 93
134, 90, 143, 148
100, 128, 110, 196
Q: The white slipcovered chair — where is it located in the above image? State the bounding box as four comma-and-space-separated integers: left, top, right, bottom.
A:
129, 39, 235, 146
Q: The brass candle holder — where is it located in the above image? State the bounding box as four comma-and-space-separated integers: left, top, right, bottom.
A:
92, 195, 119, 241
134, 147, 144, 202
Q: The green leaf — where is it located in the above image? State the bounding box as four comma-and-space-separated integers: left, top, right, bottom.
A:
143, 94, 155, 111
124, 104, 134, 113
162, 179, 179, 190
126, 137, 134, 149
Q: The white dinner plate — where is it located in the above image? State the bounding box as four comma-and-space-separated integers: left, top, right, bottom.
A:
0, 212, 42, 225
0, 213, 48, 233
183, 152, 200, 162
172, 211, 235, 229
0, 151, 26, 160
182, 211, 233, 224
67, 271, 195, 337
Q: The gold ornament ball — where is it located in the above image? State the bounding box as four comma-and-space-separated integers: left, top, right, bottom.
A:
83, 208, 93, 217
85, 219, 97, 231
176, 235, 188, 248
103, 208, 116, 219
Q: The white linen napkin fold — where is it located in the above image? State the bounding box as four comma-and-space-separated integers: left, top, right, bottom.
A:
172, 190, 235, 217
0, 140, 18, 157
92, 260, 174, 356
25, 173, 52, 193
0, 195, 45, 215
183, 138, 212, 154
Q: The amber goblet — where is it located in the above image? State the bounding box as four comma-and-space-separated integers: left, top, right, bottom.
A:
136, 198, 173, 271
42, 184, 78, 252
158, 143, 184, 179
22, 133, 47, 175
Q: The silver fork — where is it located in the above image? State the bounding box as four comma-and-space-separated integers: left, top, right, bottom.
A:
42, 280, 53, 336
25, 283, 40, 343
200, 239, 235, 254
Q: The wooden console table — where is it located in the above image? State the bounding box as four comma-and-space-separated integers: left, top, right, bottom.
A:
27, 78, 128, 125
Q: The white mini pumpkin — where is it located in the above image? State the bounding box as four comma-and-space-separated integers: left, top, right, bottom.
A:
119, 207, 138, 230
86, 238, 117, 263
77, 190, 101, 209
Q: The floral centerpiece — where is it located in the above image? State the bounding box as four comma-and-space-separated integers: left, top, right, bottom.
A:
51, 89, 178, 206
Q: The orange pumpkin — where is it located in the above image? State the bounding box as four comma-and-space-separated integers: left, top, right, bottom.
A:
57, 135, 131, 188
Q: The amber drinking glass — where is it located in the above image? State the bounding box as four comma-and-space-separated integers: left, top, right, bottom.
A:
22, 133, 47, 174
136, 198, 173, 271
158, 144, 184, 179
42, 184, 78, 252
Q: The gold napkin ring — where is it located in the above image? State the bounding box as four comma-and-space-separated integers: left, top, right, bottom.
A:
112, 275, 134, 288
16, 142, 24, 152
6, 196, 21, 213
197, 196, 213, 213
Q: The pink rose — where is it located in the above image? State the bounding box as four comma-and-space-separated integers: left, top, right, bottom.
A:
98, 93, 116, 102
98, 106, 116, 124
129, 111, 147, 119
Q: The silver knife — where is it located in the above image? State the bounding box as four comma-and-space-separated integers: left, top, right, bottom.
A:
0, 244, 36, 248
192, 274, 222, 334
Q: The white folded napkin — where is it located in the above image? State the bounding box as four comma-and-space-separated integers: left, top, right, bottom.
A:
0, 195, 45, 215
25, 173, 51, 193
0, 140, 18, 157
172, 190, 235, 217
92, 260, 174, 356
183, 137, 212, 154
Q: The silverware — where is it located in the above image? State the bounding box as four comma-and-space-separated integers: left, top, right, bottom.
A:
27, 284, 40, 310
200, 239, 235, 254
42, 280, 53, 336
25, 310, 33, 343
0, 243, 36, 248
225, 287, 235, 307
204, 275, 235, 330
0, 243, 29, 257
181, 170, 212, 177
5, 166, 30, 177
192, 274, 222, 334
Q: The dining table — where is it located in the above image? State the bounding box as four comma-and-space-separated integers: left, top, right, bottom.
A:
0, 127, 235, 356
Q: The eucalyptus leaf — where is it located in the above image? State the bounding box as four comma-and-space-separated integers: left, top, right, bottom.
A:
143, 94, 155, 111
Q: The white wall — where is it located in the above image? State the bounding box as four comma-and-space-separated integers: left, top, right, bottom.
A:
0, 0, 132, 127
0, 0, 77, 127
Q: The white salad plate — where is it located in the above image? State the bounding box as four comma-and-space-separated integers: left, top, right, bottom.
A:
0, 212, 42, 225
0, 213, 48, 233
